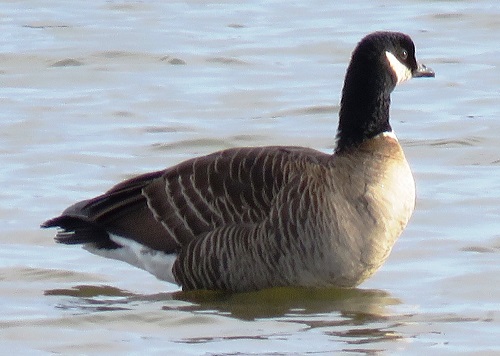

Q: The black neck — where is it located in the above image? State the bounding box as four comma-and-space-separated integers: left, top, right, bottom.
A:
335, 60, 395, 154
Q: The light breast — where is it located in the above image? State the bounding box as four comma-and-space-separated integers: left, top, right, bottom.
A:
320, 133, 415, 286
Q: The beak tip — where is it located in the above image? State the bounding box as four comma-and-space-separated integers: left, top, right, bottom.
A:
413, 63, 435, 78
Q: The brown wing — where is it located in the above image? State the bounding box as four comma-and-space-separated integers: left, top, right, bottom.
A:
42, 146, 328, 254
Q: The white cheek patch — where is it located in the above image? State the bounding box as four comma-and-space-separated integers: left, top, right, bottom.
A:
385, 51, 412, 84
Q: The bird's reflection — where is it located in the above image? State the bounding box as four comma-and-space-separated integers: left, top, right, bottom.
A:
45, 284, 400, 322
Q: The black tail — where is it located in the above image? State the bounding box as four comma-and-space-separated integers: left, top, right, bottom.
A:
41, 169, 173, 252
41, 215, 120, 249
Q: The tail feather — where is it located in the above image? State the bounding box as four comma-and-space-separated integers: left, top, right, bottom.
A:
41, 215, 120, 249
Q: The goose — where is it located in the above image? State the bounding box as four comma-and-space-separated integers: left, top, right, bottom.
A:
42, 31, 434, 292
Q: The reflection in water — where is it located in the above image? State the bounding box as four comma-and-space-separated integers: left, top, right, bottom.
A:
173, 287, 404, 350
44, 284, 403, 349
172, 286, 400, 321
45, 285, 400, 320
45, 285, 137, 313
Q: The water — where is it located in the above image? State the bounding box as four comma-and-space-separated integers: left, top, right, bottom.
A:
1, 0, 499, 354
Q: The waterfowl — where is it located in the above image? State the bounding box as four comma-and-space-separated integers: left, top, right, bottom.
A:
42, 31, 434, 292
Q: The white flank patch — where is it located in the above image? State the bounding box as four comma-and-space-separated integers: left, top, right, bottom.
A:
385, 51, 412, 84
83, 234, 178, 284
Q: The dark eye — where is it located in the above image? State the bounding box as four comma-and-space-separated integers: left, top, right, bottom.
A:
400, 49, 408, 61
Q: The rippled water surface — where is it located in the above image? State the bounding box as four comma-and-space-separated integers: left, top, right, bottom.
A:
1, 1, 499, 354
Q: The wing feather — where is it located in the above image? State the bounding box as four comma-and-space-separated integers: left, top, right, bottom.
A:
43, 146, 328, 259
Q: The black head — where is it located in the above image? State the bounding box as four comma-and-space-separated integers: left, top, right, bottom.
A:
336, 31, 434, 153
352, 31, 434, 87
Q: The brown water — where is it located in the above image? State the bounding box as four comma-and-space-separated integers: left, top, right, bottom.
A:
1, 1, 499, 354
